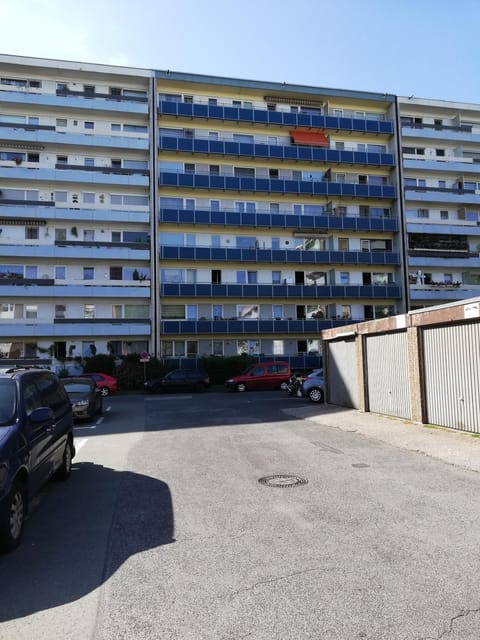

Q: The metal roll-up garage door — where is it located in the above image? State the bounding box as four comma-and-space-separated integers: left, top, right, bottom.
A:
365, 331, 411, 419
326, 337, 358, 408
423, 321, 480, 433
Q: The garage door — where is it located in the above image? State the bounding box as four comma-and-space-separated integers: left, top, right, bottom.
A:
326, 338, 358, 408
423, 322, 480, 433
365, 331, 411, 419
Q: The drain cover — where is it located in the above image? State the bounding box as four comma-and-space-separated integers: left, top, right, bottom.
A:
258, 474, 308, 488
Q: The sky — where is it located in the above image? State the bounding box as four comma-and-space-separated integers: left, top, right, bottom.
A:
2, 0, 480, 104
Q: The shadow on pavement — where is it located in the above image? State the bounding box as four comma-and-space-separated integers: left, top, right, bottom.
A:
0, 462, 174, 622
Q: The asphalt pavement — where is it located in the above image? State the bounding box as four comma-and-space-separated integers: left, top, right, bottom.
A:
285, 402, 480, 474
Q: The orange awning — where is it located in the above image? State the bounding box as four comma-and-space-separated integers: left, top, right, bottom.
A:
290, 129, 329, 147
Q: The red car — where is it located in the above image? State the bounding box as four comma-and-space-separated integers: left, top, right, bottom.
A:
80, 372, 118, 397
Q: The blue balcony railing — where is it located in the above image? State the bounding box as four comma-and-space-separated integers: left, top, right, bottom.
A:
159, 207, 399, 232
160, 283, 401, 299
158, 101, 394, 135
159, 136, 395, 167
161, 318, 364, 335
159, 172, 396, 199
160, 246, 400, 266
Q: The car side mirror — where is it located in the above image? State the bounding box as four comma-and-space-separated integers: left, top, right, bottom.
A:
29, 407, 54, 424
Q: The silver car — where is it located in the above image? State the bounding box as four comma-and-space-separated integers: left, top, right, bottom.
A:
301, 369, 324, 403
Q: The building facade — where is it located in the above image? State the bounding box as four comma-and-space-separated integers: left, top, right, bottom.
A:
2, 53, 476, 363
399, 97, 480, 309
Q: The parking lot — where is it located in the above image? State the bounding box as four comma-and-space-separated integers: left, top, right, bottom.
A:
1, 390, 480, 640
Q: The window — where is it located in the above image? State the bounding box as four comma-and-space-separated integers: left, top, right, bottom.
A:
212, 304, 223, 320
237, 305, 259, 319
109, 87, 121, 97
123, 124, 148, 133
111, 123, 121, 132
25, 227, 39, 240
269, 169, 279, 179
84, 121, 94, 130
208, 131, 219, 140
272, 270, 281, 284
25, 266, 38, 279
84, 304, 95, 319
184, 163, 195, 173
84, 157, 94, 167
83, 267, 94, 280
57, 155, 68, 164
55, 304, 66, 319
338, 238, 349, 251
212, 341, 223, 356
110, 266, 123, 280
418, 209, 429, 219
340, 272, 350, 284
84, 85, 95, 95
436, 149, 445, 157
25, 305, 37, 319
209, 164, 220, 175
208, 98, 217, 106
234, 167, 255, 177
55, 228, 67, 241
83, 229, 94, 241
161, 305, 185, 319
83, 192, 95, 204
27, 153, 39, 162
55, 266, 66, 280
273, 304, 282, 319
440, 210, 449, 220
233, 134, 254, 144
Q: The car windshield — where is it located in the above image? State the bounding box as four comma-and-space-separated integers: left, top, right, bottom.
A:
63, 382, 92, 393
0, 379, 17, 426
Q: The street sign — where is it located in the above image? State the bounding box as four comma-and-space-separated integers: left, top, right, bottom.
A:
139, 351, 151, 363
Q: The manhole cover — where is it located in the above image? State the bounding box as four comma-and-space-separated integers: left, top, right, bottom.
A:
258, 474, 308, 488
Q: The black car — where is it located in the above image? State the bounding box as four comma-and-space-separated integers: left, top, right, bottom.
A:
61, 377, 103, 421
0, 367, 75, 551
144, 368, 211, 394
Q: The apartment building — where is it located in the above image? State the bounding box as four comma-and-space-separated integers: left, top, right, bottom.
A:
0, 54, 406, 362
154, 73, 402, 359
399, 97, 480, 309
0, 55, 152, 360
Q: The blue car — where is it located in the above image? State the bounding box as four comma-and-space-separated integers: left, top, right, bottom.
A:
0, 367, 75, 552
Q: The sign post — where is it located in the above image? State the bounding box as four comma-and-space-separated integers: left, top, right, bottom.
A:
139, 351, 151, 383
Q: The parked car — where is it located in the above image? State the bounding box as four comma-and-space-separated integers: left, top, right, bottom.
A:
79, 372, 117, 397
144, 368, 211, 394
225, 361, 291, 392
0, 367, 75, 551
301, 368, 325, 403
61, 377, 102, 421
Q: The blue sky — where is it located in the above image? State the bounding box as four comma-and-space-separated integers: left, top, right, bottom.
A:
3, 0, 480, 103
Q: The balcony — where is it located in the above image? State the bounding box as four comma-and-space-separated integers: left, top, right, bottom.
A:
0, 203, 150, 225
402, 124, 480, 145
0, 165, 149, 186
0, 125, 148, 150
0, 284, 151, 298
160, 282, 401, 299
404, 157, 480, 174
158, 101, 394, 135
160, 318, 364, 336
0, 89, 148, 114
160, 246, 400, 266
159, 172, 396, 199
159, 206, 398, 232
159, 135, 395, 167
404, 188, 480, 206
0, 321, 151, 338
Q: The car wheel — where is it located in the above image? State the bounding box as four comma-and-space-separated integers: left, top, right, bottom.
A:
56, 439, 73, 480
99, 387, 110, 397
0, 480, 27, 551
237, 383, 247, 392
308, 387, 324, 403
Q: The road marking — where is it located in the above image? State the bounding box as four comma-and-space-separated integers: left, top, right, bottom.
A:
74, 424, 96, 430
145, 395, 193, 400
